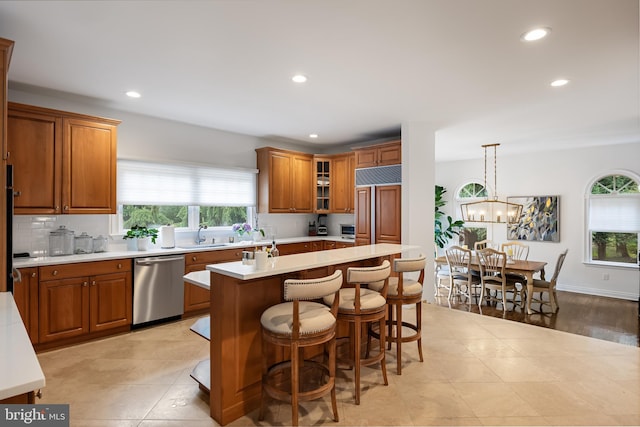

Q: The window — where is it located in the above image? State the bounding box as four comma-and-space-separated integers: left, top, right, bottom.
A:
115, 160, 257, 233
456, 181, 489, 243
587, 171, 640, 265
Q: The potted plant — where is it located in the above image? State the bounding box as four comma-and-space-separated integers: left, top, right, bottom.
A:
123, 225, 159, 251
435, 185, 464, 249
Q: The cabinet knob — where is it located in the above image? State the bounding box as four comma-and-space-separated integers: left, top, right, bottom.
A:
83, 281, 88, 287
31, 272, 36, 278
64, 205, 69, 211
13, 190, 21, 197
192, 256, 197, 262
117, 263, 122, 269
52, 270, 58, 276
91, 281, 96, 286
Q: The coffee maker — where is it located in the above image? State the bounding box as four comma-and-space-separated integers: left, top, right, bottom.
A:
317, 214, 328, 236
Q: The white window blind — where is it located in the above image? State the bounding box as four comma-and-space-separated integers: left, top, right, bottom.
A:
588, 195, 640, 232
118, 160, 257, 206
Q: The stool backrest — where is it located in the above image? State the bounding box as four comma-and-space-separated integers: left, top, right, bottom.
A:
284, 270, 343, 301
347, 260, 391, 286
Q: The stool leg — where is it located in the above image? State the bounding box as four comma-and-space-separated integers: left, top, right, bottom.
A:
354, 316, 362, 405
416, 300, 424, 362
328, 337, 339, 422
291, 342, 299, 426
258, 331, 268, 421
396, 303, 402, 375
379, 314, 388, 386
387, 304, 393, 351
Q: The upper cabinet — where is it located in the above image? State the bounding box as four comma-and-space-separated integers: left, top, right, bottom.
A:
354, 140, 401, 168
7, 102, 120, 215
314, 157, 331, 213
331, 153, 355, 213
256, 147, 314, 213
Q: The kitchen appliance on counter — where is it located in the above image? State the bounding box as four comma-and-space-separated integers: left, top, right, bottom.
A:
308, 221, 317, 236
133, 255, 185, 326
317, 214, 328, 236
340, 224, 355, 239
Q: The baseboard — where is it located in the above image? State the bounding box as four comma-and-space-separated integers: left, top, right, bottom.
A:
556, 283, 638, 301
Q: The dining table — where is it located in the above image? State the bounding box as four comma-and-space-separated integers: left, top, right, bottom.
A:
435, 254, 547, 314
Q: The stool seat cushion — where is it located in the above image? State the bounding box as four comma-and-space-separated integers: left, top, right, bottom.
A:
370, 276, 422, 297
261, 301, 336, 336
323, 288, 386, 312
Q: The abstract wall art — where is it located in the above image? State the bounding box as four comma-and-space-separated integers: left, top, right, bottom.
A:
507, 195, 559, 242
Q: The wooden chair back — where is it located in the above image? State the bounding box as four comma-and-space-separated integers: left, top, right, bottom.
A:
500, 242, 529, 260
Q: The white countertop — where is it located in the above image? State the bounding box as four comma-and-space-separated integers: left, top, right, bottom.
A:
0, 293, 46, 400
206, 243, 420, 281
13, 235, 355, 268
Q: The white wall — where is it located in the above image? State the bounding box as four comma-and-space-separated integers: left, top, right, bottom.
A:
435, 141, 640, 300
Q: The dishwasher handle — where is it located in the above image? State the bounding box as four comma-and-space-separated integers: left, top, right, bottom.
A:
135, 256, 185, 266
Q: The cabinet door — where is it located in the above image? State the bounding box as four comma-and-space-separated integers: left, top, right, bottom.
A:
12, 267, 39, 343
62, 118, 117, 214
375, 185, 401, 243
184, 264, 211, 313
90, 272, 132, 332
39, 277, 89, 343
354, 148, 377, 168
267, 151, 293, 213
315, 157, 331, 213
278, 242, 312, 255
331, 154, 355, 213
335, 241, 354, 249
291, 154, 314, 213
354, 186, 371, 244
377, 142, 401, 166
7, 108, 62, 214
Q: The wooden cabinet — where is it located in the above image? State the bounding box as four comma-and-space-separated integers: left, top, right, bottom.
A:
38, 259, 131, 344
335, 241, 355, 249
256, 147, 314, 213
1, 38, 14, 293
7, 102, 120, 215
375, 185, 402, 243
354, 140, 401, 168
331, 153, 355, 213
311, 241, 324, 252
184, 248, 244, 315
12, 267, 39, 343
354, 185, 401, 245
314, 157, 331, 213
355, 186, 372, 245
277, 241, 312, 256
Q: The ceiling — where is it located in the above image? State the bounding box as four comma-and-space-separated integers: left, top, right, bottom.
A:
0, 0, 638, 161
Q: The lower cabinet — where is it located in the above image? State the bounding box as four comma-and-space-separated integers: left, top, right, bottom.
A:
12, 267, 39, 343
38, 259, 132, 345
184, 248, 244, 316
277, 241, 312, 255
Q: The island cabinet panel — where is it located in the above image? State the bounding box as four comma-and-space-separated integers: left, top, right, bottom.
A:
184, 248, 245, 315
256, 147, 314, 213
12, 267, 39, 343
37, 259, 132, 347
7, 102, 120, 215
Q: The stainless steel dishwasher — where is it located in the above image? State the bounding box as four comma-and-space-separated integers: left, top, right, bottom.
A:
133, 255, 185, 326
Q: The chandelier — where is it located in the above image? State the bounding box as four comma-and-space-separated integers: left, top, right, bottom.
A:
460, 143, 523, 224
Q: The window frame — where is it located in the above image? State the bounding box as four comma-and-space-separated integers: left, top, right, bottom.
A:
455, 180, 492, 241
584, 169, 640, 268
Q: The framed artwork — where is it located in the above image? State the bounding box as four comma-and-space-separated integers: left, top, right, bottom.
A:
507, 195, 559, 242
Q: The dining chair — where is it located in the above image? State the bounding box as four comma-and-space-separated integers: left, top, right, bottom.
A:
478, 248, 516, 311
259, 270, 343, 426
369, 254, 425, 375
500, 241, 530, 302
324, 260, 390, 404
474, 239, 496, 251
434, 244, 451, 297
445, 245, 480, 303
526, 249, 568, 312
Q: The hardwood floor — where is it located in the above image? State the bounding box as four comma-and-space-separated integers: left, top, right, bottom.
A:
433, 290, 640, 347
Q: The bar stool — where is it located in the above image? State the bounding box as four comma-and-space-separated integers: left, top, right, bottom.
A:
324, 260, 390, 405
369, 254, 426, 375
258, 270, 343, 426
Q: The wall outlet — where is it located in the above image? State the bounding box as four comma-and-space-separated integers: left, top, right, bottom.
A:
603, 273, 610, 281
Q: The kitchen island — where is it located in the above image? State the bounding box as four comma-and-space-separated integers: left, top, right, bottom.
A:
184, 243, 419, 425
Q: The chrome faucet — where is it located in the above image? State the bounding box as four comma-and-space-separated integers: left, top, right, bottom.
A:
196, 225, 208, 244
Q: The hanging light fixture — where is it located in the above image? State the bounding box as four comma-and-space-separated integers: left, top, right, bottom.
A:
460, 143, 523, 224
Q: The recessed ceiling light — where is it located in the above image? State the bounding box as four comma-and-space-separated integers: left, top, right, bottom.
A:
550, 79, 569, 87
309, 134, 318, 139
126, 91, 141, 98
292, 74, 307, 83
521, 27, 551, 42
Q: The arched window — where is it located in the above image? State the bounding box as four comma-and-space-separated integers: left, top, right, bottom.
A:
456, 182, 489, 247
587, 171, 640, 265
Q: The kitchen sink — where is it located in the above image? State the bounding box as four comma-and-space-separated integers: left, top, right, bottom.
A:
177, 243, 229, 249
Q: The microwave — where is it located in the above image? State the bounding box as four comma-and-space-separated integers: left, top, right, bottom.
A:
340, 224, 355, 239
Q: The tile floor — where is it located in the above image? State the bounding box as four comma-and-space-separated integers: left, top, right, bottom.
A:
36, 303, 640, 426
